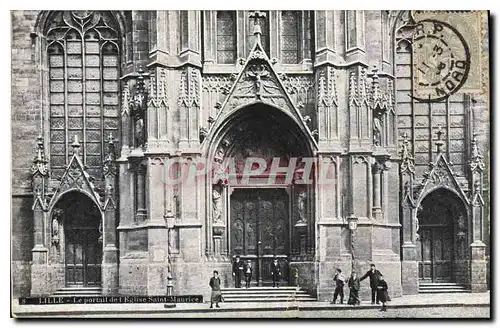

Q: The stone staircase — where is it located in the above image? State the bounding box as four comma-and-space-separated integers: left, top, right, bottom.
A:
52, 286, 102, 297
419, 282, 470, 294
221, 286, 316, 303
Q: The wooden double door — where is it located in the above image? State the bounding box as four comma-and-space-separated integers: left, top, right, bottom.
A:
230, 188, 290, 285
62, 192, 102, 287
65, 227, 102, 286
418, 224, 453, 282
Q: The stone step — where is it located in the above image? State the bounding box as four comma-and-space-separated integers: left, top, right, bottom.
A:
223, 293, 309, 298
222, 287, 298, 291
223, 297, 317, 303
52, 287, 102, 296
419, 289, 471, 294
222, 290, 308, 295
419, 283, 465, 287
419, 286, 468, 290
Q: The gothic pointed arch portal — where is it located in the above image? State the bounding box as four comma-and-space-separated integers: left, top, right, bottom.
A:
206, 103, 315, 286
52, 191, 103, 287
416, 188, 469, 284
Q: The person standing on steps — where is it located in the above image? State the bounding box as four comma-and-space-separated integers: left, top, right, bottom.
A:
244, 259, 253, 288
331, 268, 346, 304
360, 263, 382, 304
376, 274, 389, 312
347, 271, 361, 306
232, 256, 244, 288
271, 258, 281, 288
209, 270, 222, 309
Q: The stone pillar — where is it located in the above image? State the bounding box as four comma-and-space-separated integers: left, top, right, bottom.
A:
31, 198, 49, 296
136, 165, 148, 223
468, 134, 487, 292
399, 134, 419, 295
30, 135, 50, 296
372, 162, 383, 220
102, 133, 119, 295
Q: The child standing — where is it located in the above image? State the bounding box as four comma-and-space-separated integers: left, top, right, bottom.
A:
376, 274, 389, 312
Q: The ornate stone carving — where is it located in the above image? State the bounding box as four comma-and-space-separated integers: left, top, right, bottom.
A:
400, 132, 415, 175
31, 135, 49, 178
129, 68, 148, 147
51, 208, 62, 246
102, 132, 117, 177
317, 66, 337, 109
49, 135, 102, 209
297, 190, 307, 223
178, 67, 201, 108
282, 75, 315, 107
202, 75, 233, 95
212, 185, 223, 224
469, 134, 485, 173
148, 67, 169, 108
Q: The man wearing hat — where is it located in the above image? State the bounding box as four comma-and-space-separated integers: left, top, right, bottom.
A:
360, 263, 382, 304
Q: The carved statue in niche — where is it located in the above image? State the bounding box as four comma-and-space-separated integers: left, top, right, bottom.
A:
247, 221, 255, 247
212, 185, 223, 224
51, 208, 62, 246
415, 209, 421, 241
297, 190, 307, 223
134, 113, 145, 147
235, 220, 243, 246
373, 114, 382, 146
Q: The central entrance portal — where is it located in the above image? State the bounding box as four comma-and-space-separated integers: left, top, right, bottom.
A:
230, 188, 290, 285
60, 192, 102, 287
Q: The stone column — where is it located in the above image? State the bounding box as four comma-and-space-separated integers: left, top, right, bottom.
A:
102, 133, 119, 295
399, 134, 419, 295
30, 135, 50, 296
372, 162, 383, 220
135, 165, 148, 223
469, 135, 487, 292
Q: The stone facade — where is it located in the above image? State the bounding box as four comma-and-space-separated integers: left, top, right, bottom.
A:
11, 10, 490, 301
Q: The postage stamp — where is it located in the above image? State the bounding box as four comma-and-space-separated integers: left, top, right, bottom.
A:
411, 11, 489, 100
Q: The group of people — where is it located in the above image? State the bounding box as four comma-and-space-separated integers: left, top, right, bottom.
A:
208, 256, 282, 308
332, 264, 389, 311
232, 256, 282, 289
209, 259, 389, 311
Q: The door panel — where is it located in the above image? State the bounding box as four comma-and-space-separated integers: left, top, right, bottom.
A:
230, 188, 289, 284
418, 226, 453, 283
65, 228, 101, 286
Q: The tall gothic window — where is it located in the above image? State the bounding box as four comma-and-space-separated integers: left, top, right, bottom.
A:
394, 11, 468, 178
46, 11, 121, 179
281, 11, 300, 64
216, 11, 237, 64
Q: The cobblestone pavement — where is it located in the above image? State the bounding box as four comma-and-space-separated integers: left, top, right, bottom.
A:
12, 292, 490, 318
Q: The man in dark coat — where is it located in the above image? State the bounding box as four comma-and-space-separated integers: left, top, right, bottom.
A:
271, 258, 281, 288
232, 256, 244, 288
376, 274, 389, 311
347, 271, 361, 306
360, 263, 382, 304
331, 268, 346, 304
209, 270, 222, 308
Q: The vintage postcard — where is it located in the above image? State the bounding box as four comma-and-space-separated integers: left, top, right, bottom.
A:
10, 10, 490, 319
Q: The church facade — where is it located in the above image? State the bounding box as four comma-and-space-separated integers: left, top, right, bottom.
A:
11, 10, 490, 302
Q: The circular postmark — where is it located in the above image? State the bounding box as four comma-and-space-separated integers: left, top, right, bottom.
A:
412, 19, 470, 102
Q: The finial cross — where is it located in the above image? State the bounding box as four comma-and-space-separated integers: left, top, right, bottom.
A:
249, 11, 267, 43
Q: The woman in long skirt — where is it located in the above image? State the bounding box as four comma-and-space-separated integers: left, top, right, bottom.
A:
347, 271, 361, 306
209, 270, 222, 308
376, 274, 389, 311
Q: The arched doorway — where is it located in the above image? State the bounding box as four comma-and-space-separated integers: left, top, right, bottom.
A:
54, 191, 102, 287
416, 188, 468, 283
211, 103, 314, 285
